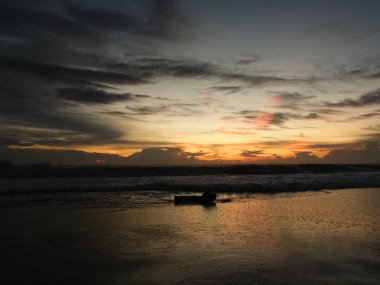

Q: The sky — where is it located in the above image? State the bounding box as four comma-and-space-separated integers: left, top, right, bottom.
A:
0, 0, 380, 165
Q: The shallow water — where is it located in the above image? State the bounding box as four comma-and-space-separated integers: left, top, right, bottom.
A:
0, 188, 379, 284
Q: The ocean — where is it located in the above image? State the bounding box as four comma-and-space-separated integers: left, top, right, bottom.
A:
1, 169, 380, 284
1, 171, 380, 206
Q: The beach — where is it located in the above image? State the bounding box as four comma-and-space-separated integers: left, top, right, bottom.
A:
1, 188, 379, 285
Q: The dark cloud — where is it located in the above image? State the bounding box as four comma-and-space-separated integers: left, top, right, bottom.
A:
270, 113, 289, 126
0, 0, 340, 156
206, 86, 243, 94
240, 150, 265, 157
368, 71, 380, 79
1, 58, 148, 85
231, 110, 320, 127
308, 143, 349, 149
268, 112, 320, 125
99, 111, 147, 122
0, 0, 316, 150
304, 112, 319, 119
217, 72, 306, 86
271, 151, 321, 164
236, 54, 261, 65
1, 138, 379, 166
0, 56, 151, 147
322, 142, 380, 164
310, 108, 344, 115
125, 103, 203, 116
0, 0, 193, 148
0, 136, 33, 147
76, 56, 314, 87
269, 92, 315, 109
56, 87, 147, 104
330, 56, 380, 81
0, 146, 128, 165
0, 146, 208, 166
364, 124, 380, 131
260, 141, 380, 164
357, 131, 380, 143
0, 115, 124, 147
126, 106, 163, 115
353, 111, 380, 120
125, 147, 206, 165
324, 89, 380, 108
262, 139, 380, 164
228, 110, 258, 121
0, 0, 187, 43
267, 112, 320, 125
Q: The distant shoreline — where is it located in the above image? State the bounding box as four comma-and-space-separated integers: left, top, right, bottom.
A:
1, 161, 380, 179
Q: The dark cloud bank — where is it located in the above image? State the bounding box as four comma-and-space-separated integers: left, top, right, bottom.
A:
0, 146, 206, 166
323, 89, 380, 108
0, 0, 317, 151
263, 143, 380, 164
2, 147, 380, 179
1, 141, 379, 166
0, 0, 190, 149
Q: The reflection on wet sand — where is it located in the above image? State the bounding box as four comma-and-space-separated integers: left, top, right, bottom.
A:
0, 188, 379, 284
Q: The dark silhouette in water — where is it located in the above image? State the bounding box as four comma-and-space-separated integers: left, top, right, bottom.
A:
174, 192, 217, 205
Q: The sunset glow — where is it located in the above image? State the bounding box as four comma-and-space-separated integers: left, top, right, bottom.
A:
0, 0, 379, 165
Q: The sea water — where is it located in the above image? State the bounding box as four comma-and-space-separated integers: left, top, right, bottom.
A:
0, 187, 379, 285
1, 172, 380, 208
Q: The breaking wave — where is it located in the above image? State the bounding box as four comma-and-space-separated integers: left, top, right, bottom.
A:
1, 172, 380, 194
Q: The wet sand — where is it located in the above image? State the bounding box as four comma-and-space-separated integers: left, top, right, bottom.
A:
0, 188, 379, 284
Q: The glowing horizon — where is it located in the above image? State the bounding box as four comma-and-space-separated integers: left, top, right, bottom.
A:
1, 0, 379, 165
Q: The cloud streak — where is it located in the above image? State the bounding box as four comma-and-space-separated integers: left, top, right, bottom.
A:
229, 110, 320, 129
56, 87, 148, 104
240, 150, 266, 157
206, 86, 243, 94
324, 89, 380, 108
268, 92, 315, 109
125, 103, 203, 117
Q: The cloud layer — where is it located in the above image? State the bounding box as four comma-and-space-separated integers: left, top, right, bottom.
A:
1, 1, 379, 164
0, 0, 318, 151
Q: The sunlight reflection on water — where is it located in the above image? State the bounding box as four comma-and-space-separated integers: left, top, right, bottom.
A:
0, 188, 379, 284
